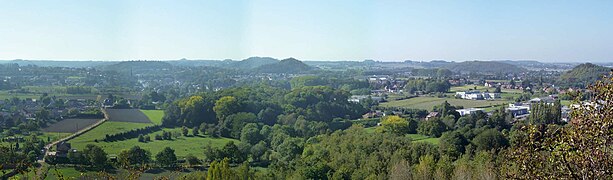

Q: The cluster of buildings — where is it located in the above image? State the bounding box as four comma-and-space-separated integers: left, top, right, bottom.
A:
0, 98, 96, 140
455, 90, 501, 100
368, 76, 406, 93
506, 95, 571, 122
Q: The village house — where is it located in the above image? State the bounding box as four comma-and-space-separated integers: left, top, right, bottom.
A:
425, 112, 439, 120
349, 95, 384, 103
48, 141, 73, 159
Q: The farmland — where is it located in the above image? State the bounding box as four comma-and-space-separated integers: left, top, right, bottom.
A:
380, 84, 524, 111
69, 110, 237, 159
141, 110, 164, 125
43, 118, 102, 133
68, 121, 152, 149
70, 124, 237, 159
0, 132, 71, 147
381, 96, 510, 111
105, 109, 152, 123
0, 91, 40, 100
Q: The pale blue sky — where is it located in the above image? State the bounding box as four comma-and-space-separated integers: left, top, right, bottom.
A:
1, 0, 612, 62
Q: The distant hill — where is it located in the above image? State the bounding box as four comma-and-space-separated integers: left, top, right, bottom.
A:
256, 58, 314, 73
445, 61, 526, 74
0, 60, 115, 68
166, 59, 227, 67
231, 57, 279, 69
103, 61, 174, 73
496, 60, 565, 70
559, 63, 611, 88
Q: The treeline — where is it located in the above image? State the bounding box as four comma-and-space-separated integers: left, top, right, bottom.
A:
411, 68, 453, 77
528, 101, 562, 124
404, 78, 451, 94
103, 125, 161, 142
161, 85, 367, 139
289, 75, 370, 91
65, 86, 92, 94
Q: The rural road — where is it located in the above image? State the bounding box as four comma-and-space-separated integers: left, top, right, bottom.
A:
34, 108, 110, 178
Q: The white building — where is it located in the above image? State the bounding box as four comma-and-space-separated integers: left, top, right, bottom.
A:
349, 95, 384, 103
456, 108, 484, 116
455, 90, 500, 100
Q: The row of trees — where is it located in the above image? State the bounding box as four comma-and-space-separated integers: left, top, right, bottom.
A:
103, 125, 161, 142
404, 79, 452, 94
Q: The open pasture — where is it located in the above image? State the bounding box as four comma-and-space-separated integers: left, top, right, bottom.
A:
381, 96, 510, 111
141, 110, 164, 125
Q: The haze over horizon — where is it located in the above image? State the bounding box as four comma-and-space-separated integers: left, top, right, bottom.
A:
1, 0, 612, 62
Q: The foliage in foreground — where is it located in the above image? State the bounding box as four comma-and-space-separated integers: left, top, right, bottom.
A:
507, 72, 613, 179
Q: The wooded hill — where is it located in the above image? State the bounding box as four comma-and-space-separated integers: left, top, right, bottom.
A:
559, 63, 611, 88
445, 61, 526, 74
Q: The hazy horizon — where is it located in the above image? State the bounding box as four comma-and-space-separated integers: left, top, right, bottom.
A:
1, 1, 612, 62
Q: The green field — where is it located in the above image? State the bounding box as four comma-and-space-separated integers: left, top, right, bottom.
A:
363, 127, 440, 144
68, 121, 152, 150
69, 110, 237, 159
141, 110, 164, 125
70, 126, 237, 159
0, 91, 40, 100
381, 96, 510, 111
406, 134, 440, 145
0, 91, 100, 101
0, 132, 71, 148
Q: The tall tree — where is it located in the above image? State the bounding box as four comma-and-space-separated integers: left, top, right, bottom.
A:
156, 147, 177, 167
213, 96, 240, 122
82, 144, 108, 168
376, 115, 409, 135
118, 146, 151, 168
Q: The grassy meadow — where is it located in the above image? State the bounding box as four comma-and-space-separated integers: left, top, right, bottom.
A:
363, 127, 440, 145
141, 110, 164, 125
381, 96, 510, 111
68, 109, 237, 159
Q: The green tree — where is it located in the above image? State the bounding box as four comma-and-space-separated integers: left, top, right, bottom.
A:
439, 131, 469, 159
118, 146, 151, 168
82, 144, 108, 168
156, 147, 177, 167
250, 141, 268, 162
506, 74, 613, 179
207, 158, 237, 180
434, 155, 454, 180
376, 115, 409, 135
185, 154, 200, 167
213, 96, 240, 122
240, 123, 262, 145
417, 118, 447, 137
192, 126, 199, 136
181, 126, 189, 136
472, 128, 508, 152
414, 155, 436, 180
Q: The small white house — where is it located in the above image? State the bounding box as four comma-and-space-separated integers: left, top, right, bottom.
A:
456, 108, 484, 116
